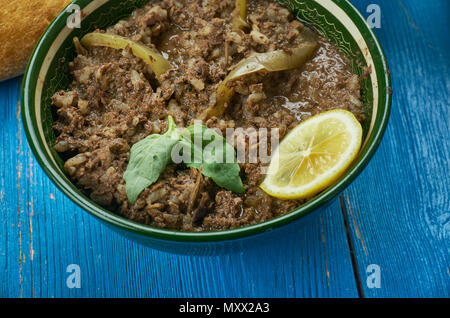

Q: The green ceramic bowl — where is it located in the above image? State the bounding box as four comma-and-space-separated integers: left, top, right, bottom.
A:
21, 0, 391, 251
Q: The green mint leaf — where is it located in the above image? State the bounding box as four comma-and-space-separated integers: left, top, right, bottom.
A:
181, 125, 245, 194
124, 116, 179, 203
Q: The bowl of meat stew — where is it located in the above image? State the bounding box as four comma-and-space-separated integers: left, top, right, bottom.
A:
22, 0, 391, 253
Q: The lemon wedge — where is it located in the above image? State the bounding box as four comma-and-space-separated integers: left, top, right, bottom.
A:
260, 109, 363, 200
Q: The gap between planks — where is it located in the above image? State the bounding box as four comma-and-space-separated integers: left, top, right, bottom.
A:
339, 195, 365, 298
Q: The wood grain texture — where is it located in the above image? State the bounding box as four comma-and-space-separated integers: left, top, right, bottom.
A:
341, 0, 450, 297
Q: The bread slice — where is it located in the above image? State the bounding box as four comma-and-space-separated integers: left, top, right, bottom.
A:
0, 0, 71, 81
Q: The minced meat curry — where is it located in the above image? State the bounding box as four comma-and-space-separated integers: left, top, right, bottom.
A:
52, 0, 364, 231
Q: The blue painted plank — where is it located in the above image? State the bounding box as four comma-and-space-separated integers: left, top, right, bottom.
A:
342, 0, 450, 297
0, 77, 358, 297
0, 77, 23, 298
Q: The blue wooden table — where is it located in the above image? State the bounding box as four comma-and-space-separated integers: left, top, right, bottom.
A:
0, 0, 448, 298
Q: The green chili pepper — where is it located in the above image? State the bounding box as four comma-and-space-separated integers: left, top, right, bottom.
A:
80, 32, 171, 79
232, 0, 249, 31
201, 42, 317, 119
